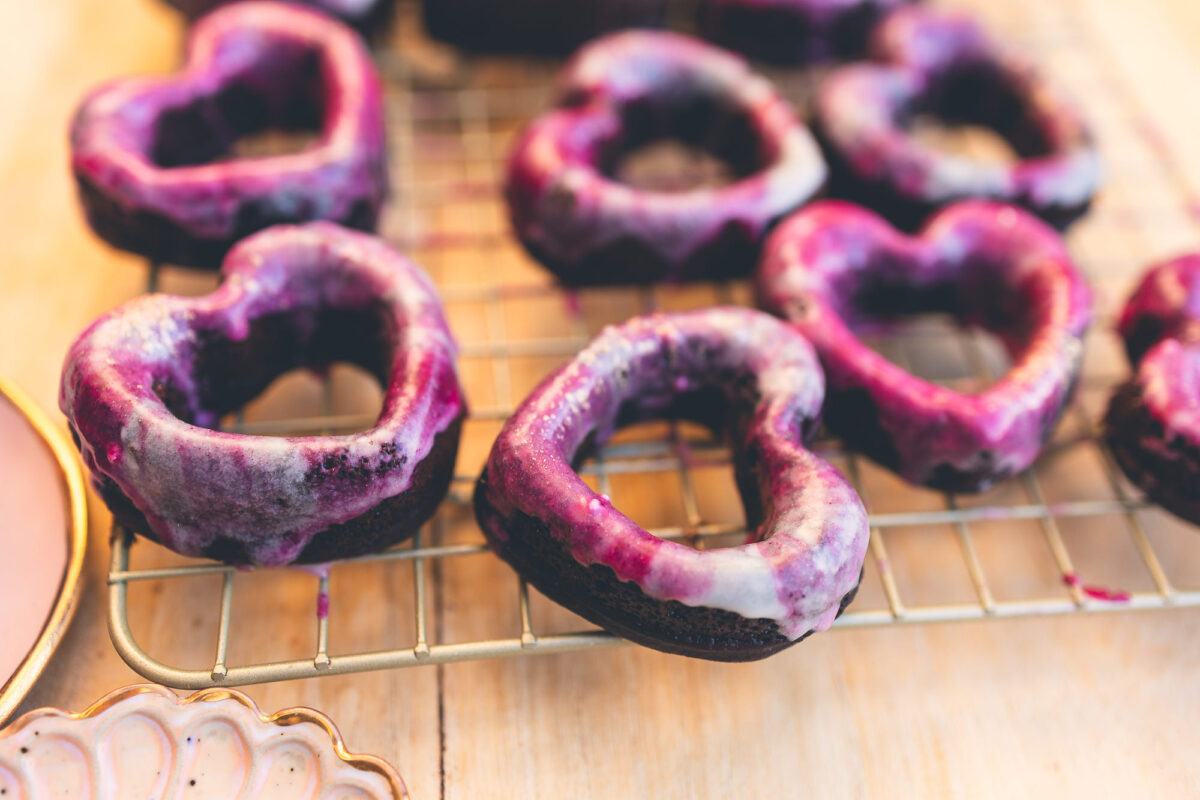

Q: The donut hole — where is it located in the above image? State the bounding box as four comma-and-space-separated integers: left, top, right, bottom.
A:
901, 62, 1052, 164
150, 306, 394, 433
602, 98, 767, 192
833, 267, 1054, 391
151, 43, 326, 168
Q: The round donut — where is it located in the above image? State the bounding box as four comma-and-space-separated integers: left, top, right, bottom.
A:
71, 1, 387, 269
422, 0, 668, 54
1105, 255, 1200, 525
474, 308, 869, 661
162, 0, 397, 35
505, 31, 827, 286
698, 0, 914, 65
814, 7, 1100, 231
60, 223, 465, 567
756, 200, 1092, 492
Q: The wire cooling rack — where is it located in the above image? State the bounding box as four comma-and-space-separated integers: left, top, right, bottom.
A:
108, 0, 1200, 689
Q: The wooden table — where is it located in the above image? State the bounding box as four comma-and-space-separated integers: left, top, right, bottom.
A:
3, 0, 1200, 796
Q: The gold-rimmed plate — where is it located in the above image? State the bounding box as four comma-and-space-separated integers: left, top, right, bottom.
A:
0, 378, 86, 723
0, 684, 410, 798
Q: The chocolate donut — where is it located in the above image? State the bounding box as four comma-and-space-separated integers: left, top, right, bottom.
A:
814, 7, 1100, 231
422, 0, 668, 55
698, 0, 914, 65
474, 308, 869, 661
162, 0, 397, 35
756, 200, 1092, 492
1105, 255, 1200, 525
71, 1, 387, 269
60, 223, 465, 567
505, 31, 827, 286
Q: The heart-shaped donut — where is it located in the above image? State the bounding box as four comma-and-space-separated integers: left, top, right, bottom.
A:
1106, 255, 1200, 525
756, 200, 1092, 492
60, 223, 465, 567
814, 7, 1100, 231
162, 0, 398, 35
475, 308, 868, 661
505, 30, 827, 286
698, 0, 914, 64
71, 1, 387, 269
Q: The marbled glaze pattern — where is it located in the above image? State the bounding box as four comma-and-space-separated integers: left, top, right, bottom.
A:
1105, 255, 1200, 525
815, 6, 1100, 230
476, 308, 869, 652
757, 200, 1092, 491
698, 0, 914, 64
71, 1, 387, 268
506, 31, 827, 286
0, 686, 406, 799
60, 223, 464, 566
163, 0, 397, 34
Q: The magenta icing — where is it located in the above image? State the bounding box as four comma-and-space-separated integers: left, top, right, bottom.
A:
756, 199, 1092, 491
70, 1, 387, 267
814, 6, 1100, 228
505, 30, 827, 285
59, 223, 464, 567
477, 308, 869, 641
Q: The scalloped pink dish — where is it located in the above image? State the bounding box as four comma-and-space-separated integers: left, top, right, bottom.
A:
0, 684, 409, 798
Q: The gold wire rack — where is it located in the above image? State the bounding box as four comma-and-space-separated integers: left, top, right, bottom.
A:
108, 0, 1200, 689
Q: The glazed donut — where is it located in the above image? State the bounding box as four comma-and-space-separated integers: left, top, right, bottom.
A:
1105, 255, 1200, 525
60, 223, 465, 567
756, 200, 1092, 492
505, 31, 827, 286
698, 0, 914, 65
71, 1, 387, 269
422, 0, 668, 54
814, 7, 1100, 231
162, 0, 397, 35
474, 308, 869, 661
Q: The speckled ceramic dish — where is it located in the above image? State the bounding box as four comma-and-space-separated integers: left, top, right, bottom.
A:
0, 378, 86, 724
0, 684, 409, 798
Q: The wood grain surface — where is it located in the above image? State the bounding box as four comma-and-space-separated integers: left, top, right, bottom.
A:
2, 0, 1200, 797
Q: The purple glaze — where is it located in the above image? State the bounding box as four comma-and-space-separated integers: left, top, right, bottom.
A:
1113, 255, 1200, 452
698, 0, 915, 64
163, 0, 396, 33
60, 223, 464, 567
71, 1, 387, 268
477, 308, 869, 640
756, 200, 1092, 491
815, 6, 1100, 230
505, 31, 827, 286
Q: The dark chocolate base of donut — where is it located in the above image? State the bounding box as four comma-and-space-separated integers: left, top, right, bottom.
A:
1105, 382, 1200, 526
518, 221, 775, 287
75, 175, 380, 270
90, 414, 463, 565
814, 122, 1092, 233
824, 349, 1082, 493
697, 1, 887, 65
421, 0, 667, 55
474, 468, 860, 661
166, 0, 399, 38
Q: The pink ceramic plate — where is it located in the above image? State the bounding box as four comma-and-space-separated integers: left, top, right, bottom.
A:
0, 684, 409, 798
0, 379, 86, 723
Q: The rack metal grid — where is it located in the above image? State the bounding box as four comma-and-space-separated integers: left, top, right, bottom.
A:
108, 0, 1200, 689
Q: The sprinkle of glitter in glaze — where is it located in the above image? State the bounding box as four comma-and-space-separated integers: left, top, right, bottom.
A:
477, 308, 869, 645
70, 1, 387, 268
59, 223, 464, 567
756, 200, 1092, 492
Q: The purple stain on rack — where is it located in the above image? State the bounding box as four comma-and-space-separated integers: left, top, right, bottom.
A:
562, 290, 583, 320
317, 591, 330, 620
1062, 572, 1130, 603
